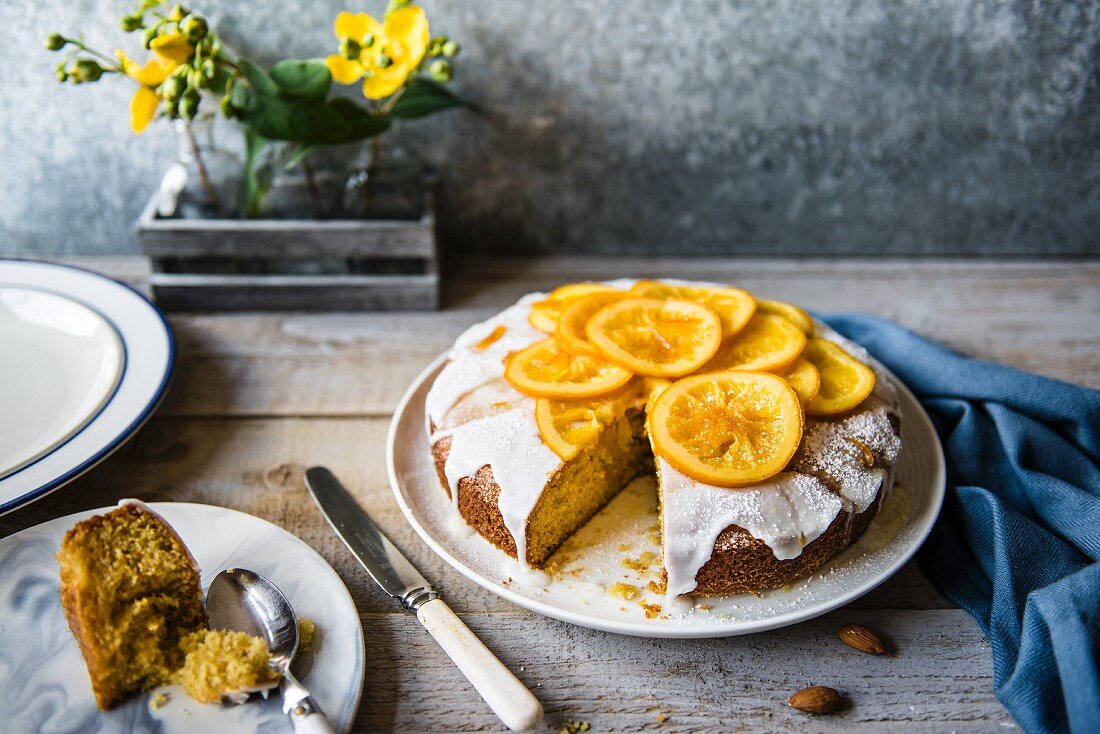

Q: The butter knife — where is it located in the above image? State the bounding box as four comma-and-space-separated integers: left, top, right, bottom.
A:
304, 466, 543, 732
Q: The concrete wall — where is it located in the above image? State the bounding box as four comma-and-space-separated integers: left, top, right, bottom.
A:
3, 0, 1098, 256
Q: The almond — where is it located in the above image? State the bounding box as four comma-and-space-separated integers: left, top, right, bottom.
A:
788, 686, 846, 714
838, 623, 886, 654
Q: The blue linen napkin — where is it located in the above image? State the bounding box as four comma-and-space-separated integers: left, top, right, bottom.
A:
821, 314, 1100, 734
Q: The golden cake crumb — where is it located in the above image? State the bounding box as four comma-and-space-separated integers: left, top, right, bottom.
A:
297, 617, 315, 653
622, 550, 657, 573
639, 601, 662, 619
560, 721, 591, 734
177, 629, 280, 704
149, 691, 170, 710
656, 712, 669, 723
607, 582, 638, 600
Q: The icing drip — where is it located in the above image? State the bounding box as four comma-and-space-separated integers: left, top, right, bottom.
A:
660, 460, 844, 598
441, 409, 562, 566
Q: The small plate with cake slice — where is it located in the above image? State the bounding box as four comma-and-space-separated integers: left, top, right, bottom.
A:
0, 501, 365, 733
388, 279, 946, 638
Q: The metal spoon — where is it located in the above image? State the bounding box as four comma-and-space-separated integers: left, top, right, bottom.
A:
207, 568, 336, 734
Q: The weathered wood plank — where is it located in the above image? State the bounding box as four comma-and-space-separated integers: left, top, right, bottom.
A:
353, 608, 1010, 732
148, 259, 1100, 417
0, 417, 950, 613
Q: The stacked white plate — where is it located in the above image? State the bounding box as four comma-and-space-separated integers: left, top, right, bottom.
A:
0, 260, 174, 515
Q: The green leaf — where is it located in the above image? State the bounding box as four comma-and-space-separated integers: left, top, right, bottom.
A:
269, 59, 331, 104
390, 78, 472, 120
328, 98, 391, 140
237, 58, 280, 97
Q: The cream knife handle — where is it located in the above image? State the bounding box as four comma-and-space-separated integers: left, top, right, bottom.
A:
416, 598, 543, 732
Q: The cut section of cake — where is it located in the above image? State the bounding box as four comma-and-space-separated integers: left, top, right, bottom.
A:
425, 280, 903, 598
57, 502, 206, 709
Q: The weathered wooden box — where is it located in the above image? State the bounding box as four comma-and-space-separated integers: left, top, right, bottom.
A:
136, 189, 438, 312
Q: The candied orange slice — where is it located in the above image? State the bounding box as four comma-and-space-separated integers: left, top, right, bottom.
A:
757, 299, 815, 335
585, 298, 722, 377
630, 280, 756, 338
780, 357, 820, 404
504, 338, 633, 399
649, 371, 804, 487
535, 381, 640, 460
528, 283, 623, 333
801, 338, 877, 415
555, 290, 627, 356
699, 313, 807, 373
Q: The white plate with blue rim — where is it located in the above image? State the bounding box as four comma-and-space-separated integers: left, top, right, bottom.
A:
0, 502, 365, 733
0, 260, 175, 515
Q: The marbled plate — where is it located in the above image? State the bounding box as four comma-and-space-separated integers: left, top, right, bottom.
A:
0, 502, 365, 733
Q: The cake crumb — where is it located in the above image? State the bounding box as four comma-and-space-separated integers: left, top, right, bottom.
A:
622, 551, 657, 573
560, 721, 590, 734
297, 617, 315, 652
697, 604, 712, 611
149, 691, 170, 710
656, 712, 669, 723
618, 543, 632, 552
639, 601, 662, 619
608, 583, 638, 600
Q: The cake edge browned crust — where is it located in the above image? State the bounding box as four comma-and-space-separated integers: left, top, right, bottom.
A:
431, 409, 899, 597
57, 503, 206, 709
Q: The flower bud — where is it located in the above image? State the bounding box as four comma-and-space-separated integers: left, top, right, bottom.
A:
179, 91, 200, 119
339, 36, 361, 60
161, 75, 186, 100
362, 33, 376, 49
141, 26, 158, 48
43, 33, 67, 51
180, 15, 208, 42
55, 68, 69, 82
201, 58, 215, 79
73, 59, 104, 83
428, 59, 452, 82
219, 94, 235, 118
168, 4, 188, 22
121, 14, 143, 32
189, 67, 209, 89
376, 53, 394, 69
442, 40, 460, 57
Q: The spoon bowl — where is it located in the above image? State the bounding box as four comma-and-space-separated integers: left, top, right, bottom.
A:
207, 567, 299, 673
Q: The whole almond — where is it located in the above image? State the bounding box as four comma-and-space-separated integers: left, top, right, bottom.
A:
788, 686, 846, 714
838, 623, 886, 654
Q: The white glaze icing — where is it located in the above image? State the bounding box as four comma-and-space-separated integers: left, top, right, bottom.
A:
659, 460, 845, 597
441, 408, 562, 566
425, 282, 903, 593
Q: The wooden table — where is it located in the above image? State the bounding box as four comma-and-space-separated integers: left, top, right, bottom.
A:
4, 257, 1097, 733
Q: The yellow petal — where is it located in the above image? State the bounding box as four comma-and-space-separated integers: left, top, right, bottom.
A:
334, 11, 382, 42
136, 55, 178, 86
130, 86, 160, 133
325, 54, 363, 84
149, 33, 193, 64
361, 62, 408, 99
384, 6, 429, 67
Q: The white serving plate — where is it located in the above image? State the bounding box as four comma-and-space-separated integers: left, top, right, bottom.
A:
388, 354, 946, 638
0, 261, 174, 515
0, 502, 365, 733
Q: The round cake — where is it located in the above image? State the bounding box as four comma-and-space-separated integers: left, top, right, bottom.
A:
426, 279, 902, 598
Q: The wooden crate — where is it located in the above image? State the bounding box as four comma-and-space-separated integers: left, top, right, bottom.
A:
135, 189, 438, 312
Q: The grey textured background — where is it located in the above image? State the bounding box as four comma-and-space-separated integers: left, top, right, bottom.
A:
2, 0, 1099, 257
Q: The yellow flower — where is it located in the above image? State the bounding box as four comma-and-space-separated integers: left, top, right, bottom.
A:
115, 34, 193, 133
325, 6, 429, 99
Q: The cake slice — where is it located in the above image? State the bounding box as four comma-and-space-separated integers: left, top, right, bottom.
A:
57, 502, 206, 709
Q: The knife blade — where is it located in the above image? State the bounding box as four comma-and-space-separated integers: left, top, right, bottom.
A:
303, 466, 543, 732
304, 466, 436, 610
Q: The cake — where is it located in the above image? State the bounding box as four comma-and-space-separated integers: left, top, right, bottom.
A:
57, 502, 207, 709
57, 502, 282, 708
426, 279, 902, 598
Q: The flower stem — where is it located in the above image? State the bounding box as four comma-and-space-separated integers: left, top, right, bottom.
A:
185, 124, 224, 218
299, 154, 325, 219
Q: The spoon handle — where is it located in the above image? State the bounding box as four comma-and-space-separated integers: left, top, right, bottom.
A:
417, 598, 543, 732
282, 670, 337, 734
